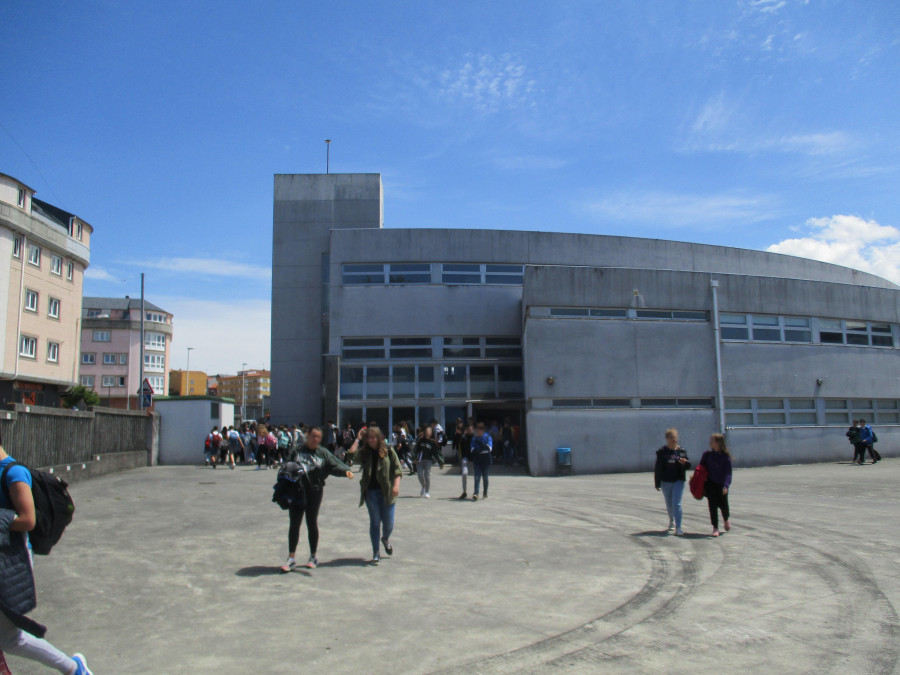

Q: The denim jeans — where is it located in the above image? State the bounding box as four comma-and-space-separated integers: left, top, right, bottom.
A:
364, 489, 395, 555
660, 480, 685, 529
473, 457, 490, 495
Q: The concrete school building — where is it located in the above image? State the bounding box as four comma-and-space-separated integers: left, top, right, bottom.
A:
0, 172, 92, 408
271, 173, 900, 475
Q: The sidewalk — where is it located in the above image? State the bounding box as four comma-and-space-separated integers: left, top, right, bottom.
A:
11, 459, 900, 674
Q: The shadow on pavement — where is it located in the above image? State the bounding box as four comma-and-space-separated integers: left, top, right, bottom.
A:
316, 557, 369, 568
631, 531, 712, 540
235, 566, 301, 577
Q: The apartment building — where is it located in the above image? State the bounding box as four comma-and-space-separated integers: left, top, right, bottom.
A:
168, 369, 208, 396
0, 172, 92, 407
217, 369, 271, 420
79, 297, 173, 409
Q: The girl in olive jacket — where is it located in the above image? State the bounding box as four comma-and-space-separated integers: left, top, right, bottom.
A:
352, 427, 402, 564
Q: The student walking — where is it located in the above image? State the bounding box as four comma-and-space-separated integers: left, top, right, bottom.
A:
454, 422, 474, 500
470, 423, 493, 500
700, 433, 733, 537
0, 442, 93, 674
858, 419, 880, 464
654, 428, 690, 536
256, 424, 276, 470
225, 426, 242, 468
205, 427, 222, 468
351, 427, 402, 564
847, 420, 863, 464
413, 426, 444, 498
281, 427, 353, 572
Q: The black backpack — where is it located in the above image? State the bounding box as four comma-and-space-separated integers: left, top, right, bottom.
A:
341, 429, 355, 449
271, 453, 325, 510
1, 462, 75, 555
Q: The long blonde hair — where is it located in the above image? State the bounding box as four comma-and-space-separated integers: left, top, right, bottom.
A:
360, 427, 389, 460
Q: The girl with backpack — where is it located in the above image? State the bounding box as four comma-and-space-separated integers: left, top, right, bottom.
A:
654, 428, 690, 536
256, 424, 277, 470
0, 442, 93, 674
350, 426, 402, 564
699, 433, 733, 537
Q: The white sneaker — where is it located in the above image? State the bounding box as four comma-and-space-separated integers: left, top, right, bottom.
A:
675, 528, 684, 536
424, 493, 430, 499
281, 558, 296, 572
306, 556, 318, 569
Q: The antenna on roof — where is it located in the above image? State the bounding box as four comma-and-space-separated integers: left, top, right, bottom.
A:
325, 139, 331, 174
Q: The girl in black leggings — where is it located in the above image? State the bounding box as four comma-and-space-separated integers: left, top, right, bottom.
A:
699, 433, 733, 537
281, 427, 353, 571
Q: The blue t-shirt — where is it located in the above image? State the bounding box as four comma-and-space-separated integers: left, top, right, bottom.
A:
0, 457, 32, 511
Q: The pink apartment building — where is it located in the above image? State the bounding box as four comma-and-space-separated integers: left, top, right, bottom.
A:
79, 297, 173, 409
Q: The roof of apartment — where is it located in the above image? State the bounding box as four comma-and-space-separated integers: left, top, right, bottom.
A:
0, 172, 37, 193
83, 296, 168, 313
31, 197, 76, 233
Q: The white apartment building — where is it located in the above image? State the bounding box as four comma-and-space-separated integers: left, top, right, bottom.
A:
0, 172, 92, 407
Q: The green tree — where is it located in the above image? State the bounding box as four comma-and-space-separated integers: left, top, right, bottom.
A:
62, 384, 101, 409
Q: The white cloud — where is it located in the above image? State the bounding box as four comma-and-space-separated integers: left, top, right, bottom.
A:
749, 0, 787, 14
584, 190, 777, 228
438, 53, 536, 113
84, 266, 121, 283
767, 214, 900, 284
159, 296, 271, 374
129, 257, 271, 281
682, 95, 855, 156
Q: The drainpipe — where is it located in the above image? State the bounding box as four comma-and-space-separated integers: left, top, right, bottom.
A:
13, 236, 27, 380
710, 279, 726, 433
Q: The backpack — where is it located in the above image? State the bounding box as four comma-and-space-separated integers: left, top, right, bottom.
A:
689, 464, 708, 501
211, 434, 221, 449
271, 453, 326, 510
872, 431, 879, 444
1, 462, 75, 556
341, 429, 355, 448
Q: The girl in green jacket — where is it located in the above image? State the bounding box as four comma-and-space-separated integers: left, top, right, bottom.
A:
352, 427, 402, 564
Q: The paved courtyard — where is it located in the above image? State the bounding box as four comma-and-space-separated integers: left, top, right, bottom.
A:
9, 458, 900, 674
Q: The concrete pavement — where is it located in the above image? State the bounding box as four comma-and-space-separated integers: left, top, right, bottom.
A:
9, 458, 900, 674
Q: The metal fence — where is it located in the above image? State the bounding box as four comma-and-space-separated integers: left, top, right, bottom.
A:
0, 404, 152, 469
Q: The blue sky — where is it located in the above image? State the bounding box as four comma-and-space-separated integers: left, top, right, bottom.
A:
2, 0, 899, 373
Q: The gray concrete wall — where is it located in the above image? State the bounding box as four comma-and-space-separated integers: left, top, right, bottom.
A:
524, 318, 716, 400
526, 409, 717, 476
330, 228, 896, 289
271, 174, 382, 424
722, 342, 900, 399
328, 285, 522, 351
525, 411, 899, 476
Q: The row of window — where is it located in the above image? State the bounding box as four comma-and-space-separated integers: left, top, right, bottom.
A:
23, 289, 61, 319
340, 364, 524, 401
341, 336, 523, 361
725, 398, 900, 427
85, 309, 168, 324
18, 335, 60, 363
721, 314, 894, 347
82, 353, 128, 365
89, 331, 167, 350
550, 398, 715, 409
12, 238, 76, 281
337, 404, 462, 435
342, 263, 525, 286
80, 375, 165, 393
546, 307, 709, 321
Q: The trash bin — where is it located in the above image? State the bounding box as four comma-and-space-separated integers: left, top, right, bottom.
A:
556, 447, 572, 475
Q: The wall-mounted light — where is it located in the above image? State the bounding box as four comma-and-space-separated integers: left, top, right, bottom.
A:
816, 378, 824, 386
546, 376, 555, 386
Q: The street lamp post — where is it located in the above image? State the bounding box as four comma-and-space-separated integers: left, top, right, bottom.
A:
241, 362, 247, 422
186, 347, 194, 395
